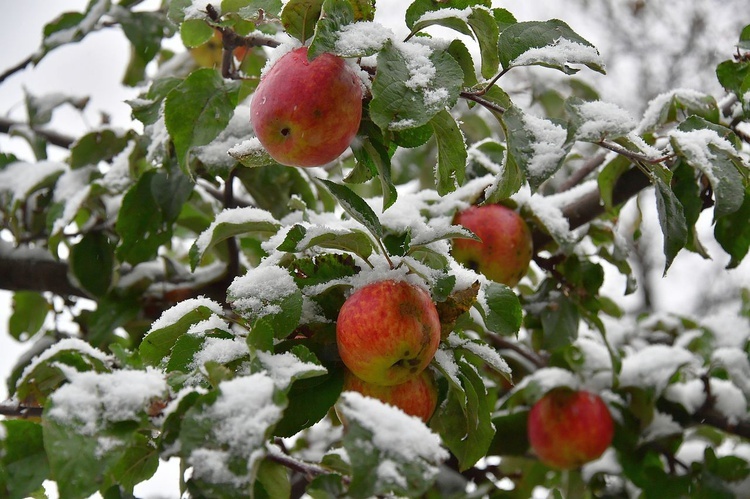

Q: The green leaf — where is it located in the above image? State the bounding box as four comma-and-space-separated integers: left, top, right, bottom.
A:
281, 0, 324, 43
429, 109, 467, 195
9, 291, 49, 341
498, 19, 604, 74
0, 420, 49, 499
715, 184, 750, 268
236, 165, 319, 219
478, 282, 522, 336
430, 358, 495, 470
369, 40, 463, 132
70, 129, 132, 169
105, 432, 160, 492
190, 207, 281, 270
115, 169, 193, 265
503, 105, 569, 191
164, 68, 241, 176
180, 19, 214, 48
308, 0, 355, 59
128, 77, 182, 126
116, 9, 170, 85
597, 155, 631, 211
255, 459, 292, 499
540, 291, 580, 350
274, 364, 344, 437
446, 39, 478, 88
290, 254, 359, 288
140, 303, 220, 366
319, 179, 383, 239
716, 60, 750, 101
467, 7, 500, 79
69, 232, 114, 297
654, 176, 688, 274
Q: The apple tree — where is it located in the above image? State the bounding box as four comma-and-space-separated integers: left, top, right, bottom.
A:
1, 0, 750, 497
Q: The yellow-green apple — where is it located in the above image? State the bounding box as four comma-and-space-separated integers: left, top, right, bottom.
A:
251, 47, 363, 167
527, 388, 614, 469
343, 368, 438, 423
452, 204, 533, 286
336, 280, 441, 386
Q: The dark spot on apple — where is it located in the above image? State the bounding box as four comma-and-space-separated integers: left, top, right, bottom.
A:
466, 259, 479, 271
280, 127, 291, 137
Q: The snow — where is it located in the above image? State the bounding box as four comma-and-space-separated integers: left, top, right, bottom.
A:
183, 0, 220, 20
338, 391, 448, 466
147, 297, 224, 332
639, 411, 683, 443
335, 22, 394, 58
510, 37, 604, 71
227, 136, 265, 160
186, 315, 231, 336
255, 350, 327, 389
712, 347, 750, 397
446, 332, 511, 374
572, 100, 636, 141
636, 88, 714, 133
17, 338, 112, 389
228, 264, 298, 318
191, 336, 248, 371
0, 160, 66, 205
47, 368, 168, 435
189, 373, 283, 486
50, 166, 95, 235
519, 112, 568, 181
668, 127, 739, 187
194, 206, 279, 255
512, 367, 580, 400
619, 345, 698, 394
433, 349, 460, 386
414, 7, 472, 24
711, 379, 748, 424
195, 105, 253, 168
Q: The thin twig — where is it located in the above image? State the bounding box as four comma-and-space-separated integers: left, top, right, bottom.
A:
463, 67, 512, 97
0, 54, 34, 84
557, 153, 607, 192
598, 140, 674, 164
459, 92, 506, 115
0, 401, 43, 419
485, 333, 546, 369
0, 117, 76, 149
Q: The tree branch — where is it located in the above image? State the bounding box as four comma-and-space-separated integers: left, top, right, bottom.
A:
0, 55, 34, 85
0, 116, 76, 149
0, 241, 84, 297
0, 401, 43, 419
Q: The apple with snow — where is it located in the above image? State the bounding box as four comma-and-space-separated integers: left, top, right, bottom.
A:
452, 204, 533, 287
336, 280, 441, 386
250, 46, 363, 167
527, 388, 615, 470
342, 368, 438, 423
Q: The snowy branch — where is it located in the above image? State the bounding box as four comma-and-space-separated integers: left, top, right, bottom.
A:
0, 116, 76, 149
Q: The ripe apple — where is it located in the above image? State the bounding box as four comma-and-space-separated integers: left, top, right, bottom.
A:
452, 204, 533, 286
336, 280, 441, 386
527, 388, 614, 470
251, 47, 363, 167
343, 368, 438, 423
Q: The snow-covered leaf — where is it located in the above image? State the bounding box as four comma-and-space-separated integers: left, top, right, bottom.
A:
140, 298, 224, 366
503, 106, 569, 191
179, 373, 286, 493
619, 345, 698, 395
35, 0, 112, 62
446, 332, 511, 377
498, 19, 605, 75
407, 7, 473, 41
255, 347, 328, 390
276, 223, 375, 260
228, 265, 303, 339
567, 98, 636, 142
636, 89, 719, 134
338, 391, 449, 497
190, 207, 281, 270
370, 39, 463, 132
670, 117, 747, 220
308, 0, 355, 59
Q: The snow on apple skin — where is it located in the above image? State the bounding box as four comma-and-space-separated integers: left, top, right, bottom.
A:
342, 368, 438, 423
250, 47, 363, 168
527, 389, 614, 470
452, 204, 533, 287
336, 280, 441, 386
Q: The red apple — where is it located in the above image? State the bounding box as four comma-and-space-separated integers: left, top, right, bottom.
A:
452, 204, 533, 286
527, 388, 614, 470
343, 368, 438, 423
336, 280, 441, 386
250, 47, 363, 167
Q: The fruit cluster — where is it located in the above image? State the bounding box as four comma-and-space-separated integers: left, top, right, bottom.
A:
252, 48, 614, 467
